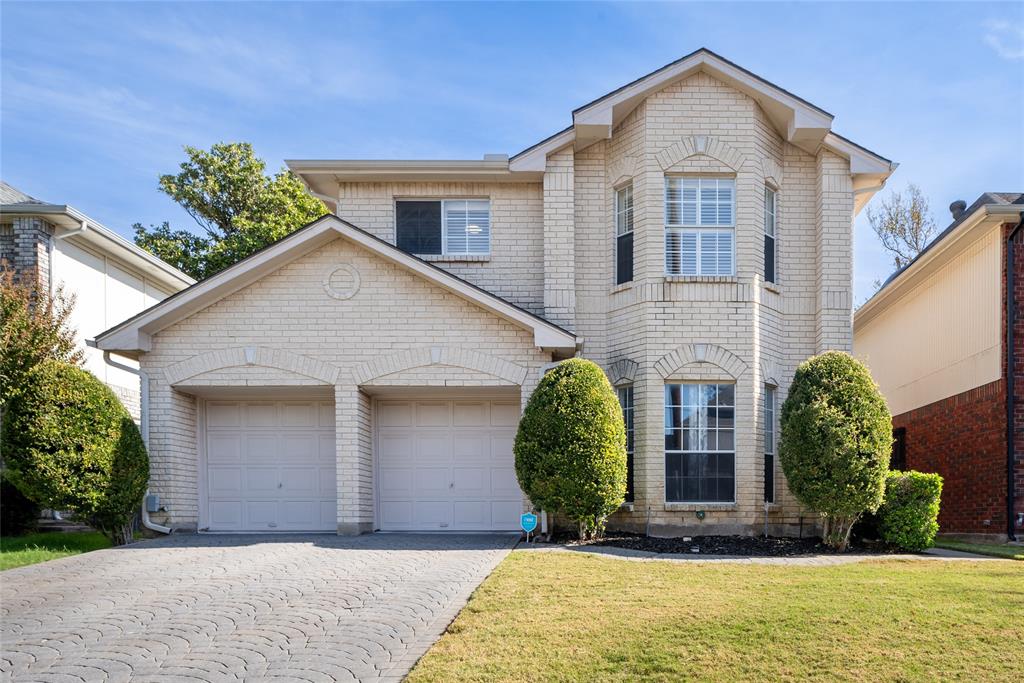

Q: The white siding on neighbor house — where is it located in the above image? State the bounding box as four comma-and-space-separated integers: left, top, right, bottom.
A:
52, 236, 172, 412
854, 224, 1002, 417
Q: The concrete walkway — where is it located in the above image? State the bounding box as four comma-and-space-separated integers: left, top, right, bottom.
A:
523, 542, 1004, 565
0, 533, 517, 682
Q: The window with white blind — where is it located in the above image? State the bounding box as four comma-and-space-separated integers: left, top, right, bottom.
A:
664, 177, 735, 276
395, 199, 490, 256
764, 186, 777, 283
615, 184, 634, 284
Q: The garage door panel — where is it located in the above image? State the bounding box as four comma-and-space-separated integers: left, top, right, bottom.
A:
208, 467, 243, 495
416, 403, 450, 427
245, 403, 277, 427
205, 400, 335, 532
207, 434, 241, 463
377, 399, 524, 531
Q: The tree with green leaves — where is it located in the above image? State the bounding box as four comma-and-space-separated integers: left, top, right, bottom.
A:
133, 142, 326, 280
514, 358, 627, 540
0, 269, 83, 407
779, 351, 892, 551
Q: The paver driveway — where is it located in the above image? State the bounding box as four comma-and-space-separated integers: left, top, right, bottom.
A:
1, 533, 517, 682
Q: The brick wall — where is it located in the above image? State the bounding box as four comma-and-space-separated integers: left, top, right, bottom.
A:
892, 380, 1007, 534
1006, 221, 1024, 535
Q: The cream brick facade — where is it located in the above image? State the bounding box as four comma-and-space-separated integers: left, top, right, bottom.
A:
102, 50, 893, 536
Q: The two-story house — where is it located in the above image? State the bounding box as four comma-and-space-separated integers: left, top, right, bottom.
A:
95, 49, 895, 535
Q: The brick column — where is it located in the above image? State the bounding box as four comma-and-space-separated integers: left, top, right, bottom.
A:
543, 148, 576, 329
813, 150, 854, 352
10, 216, 54, 287
335, 383, 374, 535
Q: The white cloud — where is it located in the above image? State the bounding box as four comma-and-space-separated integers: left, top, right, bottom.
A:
983, 20, 1024, 61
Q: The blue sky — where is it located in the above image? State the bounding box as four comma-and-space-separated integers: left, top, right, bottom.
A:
2, 1, 1022, 300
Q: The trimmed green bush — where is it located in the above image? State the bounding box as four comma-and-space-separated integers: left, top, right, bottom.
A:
878, 471, 943, 551
514, 358, 626, 539
1, 360, 149, 545
779, 351, 892, 551
1, 472, 40, 536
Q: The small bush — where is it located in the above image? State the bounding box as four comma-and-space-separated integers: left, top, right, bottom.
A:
1, 360, 149, 545
1, 472, 40, 536
514, 358, 627, 539
779, 351, 892, 551
878, 471, 943, 551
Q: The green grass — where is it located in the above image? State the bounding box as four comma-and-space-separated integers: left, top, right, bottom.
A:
0, 531, 111, 571
409, 551, 1024, 682
933, 539, 1024, 561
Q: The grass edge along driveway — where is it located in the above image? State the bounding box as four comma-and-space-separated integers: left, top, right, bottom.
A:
409, 549, 1023, 682
0, 531, 111, 571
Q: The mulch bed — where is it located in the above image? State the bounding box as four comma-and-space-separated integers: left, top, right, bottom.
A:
547, 532, 892, 557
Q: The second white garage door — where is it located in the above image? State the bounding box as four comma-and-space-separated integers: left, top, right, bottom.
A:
204, 400, 336, 532
376, 399, 523, 531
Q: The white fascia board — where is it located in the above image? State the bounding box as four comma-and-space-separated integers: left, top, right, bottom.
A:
823, 133, 896, 176
508, 128, 575, 172
854, 207, 1014, 329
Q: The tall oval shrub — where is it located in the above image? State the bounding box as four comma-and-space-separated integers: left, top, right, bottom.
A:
779, 351, 891, 550
514, 358, 626, 539
2, 360, 149, 545
878, 471, 943, 551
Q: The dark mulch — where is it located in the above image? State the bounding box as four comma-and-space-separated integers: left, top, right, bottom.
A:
547, 532, 892, 557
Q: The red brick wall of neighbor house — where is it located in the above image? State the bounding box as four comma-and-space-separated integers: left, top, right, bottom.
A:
892, 380, 1007, 534
1008, 222, 1024, 534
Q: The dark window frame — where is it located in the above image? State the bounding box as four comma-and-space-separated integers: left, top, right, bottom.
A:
764, 185, 777, 283
764, 383, 776, 503
615, 184, 634, 285
664, 383, 736, 504
395, 199, 491, 256
618, 385, 635, 502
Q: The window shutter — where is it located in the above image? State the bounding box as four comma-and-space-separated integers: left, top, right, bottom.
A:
396, 201, 442, 254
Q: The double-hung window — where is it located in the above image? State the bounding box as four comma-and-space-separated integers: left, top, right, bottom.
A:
764, 384, 776, 503
764, 186, 777, 283
665, 383, 735, 503
615, 185, 634, 284
665, 177, 735, 276
618, 386, 635, 502
395, 199, 490, 256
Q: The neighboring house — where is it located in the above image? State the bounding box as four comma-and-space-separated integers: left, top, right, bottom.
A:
855, 193, 1024, 541
95, 48, 895, 535
0, 181, 195, 418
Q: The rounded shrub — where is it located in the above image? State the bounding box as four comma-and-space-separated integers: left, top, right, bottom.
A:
1, 360, 149, 545
514, 358, 627, 539
878, 471, 943, 551
779, 351, 892, 551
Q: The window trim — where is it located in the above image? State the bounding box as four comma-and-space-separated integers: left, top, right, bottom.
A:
664, 177, 737, 277
764, 383, 776, 503
764, 185, 777, 284
615, 183, 634, 285
394, 198, 491, 256
664, 382, 737, 504
617, 384, 635, 503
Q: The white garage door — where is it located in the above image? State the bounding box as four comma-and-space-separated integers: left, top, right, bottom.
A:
204, 400, 336, 532
377, 399, 523, 531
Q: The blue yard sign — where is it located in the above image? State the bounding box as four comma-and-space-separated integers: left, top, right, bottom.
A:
520, 512, 538, 534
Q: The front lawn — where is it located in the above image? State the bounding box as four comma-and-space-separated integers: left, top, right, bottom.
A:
933, 539, 1024, 561
409, 550, 1023, 682
0, 531, 111, 571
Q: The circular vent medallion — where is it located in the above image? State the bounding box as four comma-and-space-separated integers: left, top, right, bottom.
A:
323, 264, 361, 300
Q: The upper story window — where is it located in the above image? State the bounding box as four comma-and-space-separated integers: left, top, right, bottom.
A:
764, 186, 777, 283
615, 184, 634, 284
395, 199, 490, 256
665, 383, 735, 503
664, 177, 735, 276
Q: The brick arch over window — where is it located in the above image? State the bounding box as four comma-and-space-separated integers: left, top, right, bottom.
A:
607, 155, 639, 188
760, 357, 783, 387
761, 157, 784, 188
607, 358, 639, 385
655, 135, 748, 173
164, 347, 341, 385
350, 347, 529, 386
654, 343, 748, 380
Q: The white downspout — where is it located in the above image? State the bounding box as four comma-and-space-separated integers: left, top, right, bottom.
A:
94, 344, 171, 534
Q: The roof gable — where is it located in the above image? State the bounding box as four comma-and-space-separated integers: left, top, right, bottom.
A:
94, 215, 577, 355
